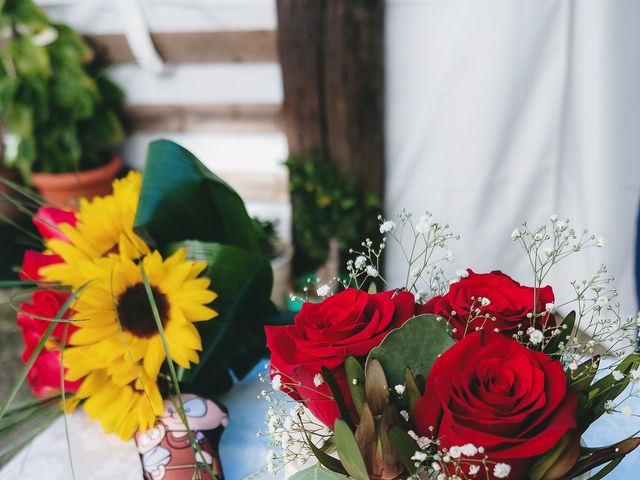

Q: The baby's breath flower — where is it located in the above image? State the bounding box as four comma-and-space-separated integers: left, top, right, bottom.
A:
511, 228, 522, 240
604, 400, 615, 413
313, 373, 324, 387
493, 463, 511, 479
545, 303, 555, 313
366, 265, 379, 278
612, 371, 625, 381
354, 255, 367, 270
271, 374, 282, 391
400, 410, 409, 421
461, 443, 478, 456
316, 284, 330, 297
379, 220, 397, 234
528, 329, 544, 345
449, 446, 462, 458
411, 451, 427, 462
469, 464, 481, 475
394, 384, 406, 395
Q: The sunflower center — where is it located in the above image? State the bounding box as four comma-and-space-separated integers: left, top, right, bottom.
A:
117, 284, 169, 338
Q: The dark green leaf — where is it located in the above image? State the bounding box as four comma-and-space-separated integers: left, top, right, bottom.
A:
345, 356, 365, 418
588, 353, 640, 424
367, 314, 455, 389
334, 419, 369, 480
405, 368, 421, 416
165, 241, 274, 394
388, 426, 419, 474
545, 311, 576, 358
302, 434, 348, 475
134, 140, 260, 253
322, 367, 355, 431
570, 356, 600, 393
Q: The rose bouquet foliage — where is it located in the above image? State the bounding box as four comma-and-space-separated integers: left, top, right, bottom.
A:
263, 212, 640, 480
0, 140, 277, 461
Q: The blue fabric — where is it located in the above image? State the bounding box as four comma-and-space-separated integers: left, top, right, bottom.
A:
218, 360, 640, 479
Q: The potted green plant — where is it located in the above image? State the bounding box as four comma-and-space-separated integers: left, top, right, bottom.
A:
0, 0, 126, 207
252, 216, 294, 307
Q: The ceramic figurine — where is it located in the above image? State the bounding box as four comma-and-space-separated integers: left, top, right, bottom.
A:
135, 395, 229, 480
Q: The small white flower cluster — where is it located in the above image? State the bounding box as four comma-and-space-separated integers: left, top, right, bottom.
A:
407, 440, 512, 480
346, 210, 458, 297
258, 365, 335, 471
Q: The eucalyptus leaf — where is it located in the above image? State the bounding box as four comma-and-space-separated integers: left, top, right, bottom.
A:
366, 314, 455, 389
334, 419, 369, 480
289, 464, 349, 480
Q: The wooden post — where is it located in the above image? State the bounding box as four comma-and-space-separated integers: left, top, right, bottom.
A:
277, 0, 384, 195
277, 0, 385, 271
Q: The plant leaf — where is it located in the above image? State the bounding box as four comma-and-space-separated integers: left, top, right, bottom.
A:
165, 241, 274, 393
545, 311, 576, 358
365, 358, 389, 416
587, 353, 640, 425
530, 432, 580, 480
289, 464, 349, 480
321, 367, 355, 431
134, 139, 260, 253
405, 368, 421, 416
334, 419, 370, 480
388, 426, 419, 474
570, 356, 601, 393
302, 434, 348, 475
366, 314, 455, 389
559, 438, 640, 479
345, 356, 365, 418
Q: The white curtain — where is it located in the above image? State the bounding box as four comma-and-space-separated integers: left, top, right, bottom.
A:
385, 0, 640, 319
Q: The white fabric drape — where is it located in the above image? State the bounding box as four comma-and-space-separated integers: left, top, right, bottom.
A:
385, 0, 640, 318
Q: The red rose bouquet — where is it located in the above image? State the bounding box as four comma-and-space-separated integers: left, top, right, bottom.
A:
263, 212, 640, 480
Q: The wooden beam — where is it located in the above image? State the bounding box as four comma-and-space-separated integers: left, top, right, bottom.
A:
85, 30, 278, 64
124, 104, 283, 133
277, 0, 385, 195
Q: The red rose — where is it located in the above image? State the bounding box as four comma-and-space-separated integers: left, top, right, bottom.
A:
414, 330, 577, 479
418, 270, 554, 340
265, 288, 417, 427
19, 206, 75, 282
17, 290, 81, 397
33, 206, 77, 241
19, 250, 63, 282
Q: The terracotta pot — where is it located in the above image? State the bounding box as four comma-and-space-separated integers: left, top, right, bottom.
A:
31, 156, 123, 208
0, 167, 21, 220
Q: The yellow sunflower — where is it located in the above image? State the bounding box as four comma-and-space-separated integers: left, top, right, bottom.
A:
63, 248, 217, 438
41, 171, 150, 288
72, 369, 163, 440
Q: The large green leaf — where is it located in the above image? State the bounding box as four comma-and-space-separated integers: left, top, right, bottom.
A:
166, 241, 274, 394
289, 465, 348, 480
134, 139, 260, 253
366, 314, 455, 389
